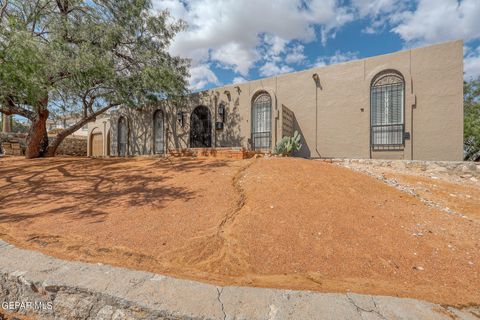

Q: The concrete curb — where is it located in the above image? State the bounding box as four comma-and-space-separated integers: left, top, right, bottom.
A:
0, 240, 477, 320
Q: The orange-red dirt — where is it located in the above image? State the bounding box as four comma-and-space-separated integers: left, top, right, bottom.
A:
0, 311, 35, 320
0, 156, 478, 306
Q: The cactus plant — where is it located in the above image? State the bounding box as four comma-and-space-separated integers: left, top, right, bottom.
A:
274, 131, 302, 156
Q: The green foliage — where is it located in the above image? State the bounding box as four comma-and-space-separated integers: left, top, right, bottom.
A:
274, 130, 302, 156
0, 0, 189, 119
0, 0, 190, 156
464, 79, 480, 161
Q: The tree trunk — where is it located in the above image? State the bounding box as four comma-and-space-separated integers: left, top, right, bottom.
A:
25, 109, 49, 159
43, 103, 117, 157
44, 132, 65, 157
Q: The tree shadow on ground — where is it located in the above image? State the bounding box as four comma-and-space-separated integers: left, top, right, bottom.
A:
0, 157, 233, 224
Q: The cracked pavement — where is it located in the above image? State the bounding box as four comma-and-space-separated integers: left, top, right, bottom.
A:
1, 239, 479, 319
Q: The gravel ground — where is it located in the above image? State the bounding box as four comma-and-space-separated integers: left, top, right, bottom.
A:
0, 156, 478, 307
332, 160, 480, 221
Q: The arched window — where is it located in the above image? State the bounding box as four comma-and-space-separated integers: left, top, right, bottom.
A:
153, 110, 164, 154
370, 70, 405, 150
118, 116, 127, 156
251, 92, 272, 150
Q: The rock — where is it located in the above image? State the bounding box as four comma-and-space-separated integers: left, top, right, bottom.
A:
466, 163, 477, 172
1, 239, 478, 320
470, 177, 478, 182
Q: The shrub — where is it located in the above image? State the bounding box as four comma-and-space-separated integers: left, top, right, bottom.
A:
274, 131, 302, 156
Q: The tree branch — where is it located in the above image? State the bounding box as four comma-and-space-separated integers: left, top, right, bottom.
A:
54, 102, 118, 140
0, 97, 35, 120
0, 0, 8, 23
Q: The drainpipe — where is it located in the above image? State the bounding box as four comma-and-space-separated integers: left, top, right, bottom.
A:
214, 94, 218, 148
411, 94, 416, 160
313, 73, 321, 158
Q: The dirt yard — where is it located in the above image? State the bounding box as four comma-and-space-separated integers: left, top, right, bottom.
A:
0, 156, 478, 307
0, 311, 34, 320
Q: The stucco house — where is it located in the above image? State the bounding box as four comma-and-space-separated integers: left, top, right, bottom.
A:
47, 114, 89, 137
88, 40, 464, 161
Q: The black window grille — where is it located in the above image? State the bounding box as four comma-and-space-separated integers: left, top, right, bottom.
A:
153, 110, 164, 154
118, 116, 127, 156
370, 72, 405, 150
251, 93, 272, 150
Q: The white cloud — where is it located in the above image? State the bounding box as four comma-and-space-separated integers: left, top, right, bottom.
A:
351, 0, 406, 34
315, 51, 359, 67
152, 0, 187, 19
154, 0, 480, 87
352, 0, 480, 80
352, 0, 399, 17
285, 45, 307, 64
211, 42, 258, 76
153, 0, 354, 84
392, 0, 480, 46
264, 34, 288, 57
188, 64, 220, 90
259, 62, 294, 77
465, 46, 480, 80
232, 77, 247, 84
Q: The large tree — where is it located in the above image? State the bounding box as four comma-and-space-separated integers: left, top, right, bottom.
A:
0, 0, 189, 158
464, 78, 480, 161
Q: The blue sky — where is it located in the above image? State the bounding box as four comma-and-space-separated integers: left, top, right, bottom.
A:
153, 0, 480, 91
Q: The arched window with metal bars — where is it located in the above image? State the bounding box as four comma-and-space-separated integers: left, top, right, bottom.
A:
153, 110, 164, 154
251, 92, 272, 150
118, 116, 128, 156
370, 70, 405, 150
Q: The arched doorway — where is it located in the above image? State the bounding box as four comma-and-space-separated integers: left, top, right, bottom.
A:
153, 110, 165, 154
90, 128, 103, 157
190, 106, 212, 148
251, 92, 272, 150
118, 116, 128, 156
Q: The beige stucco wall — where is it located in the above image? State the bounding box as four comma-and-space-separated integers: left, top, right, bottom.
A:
87, 115, 111, 157
88, 40, 464, 161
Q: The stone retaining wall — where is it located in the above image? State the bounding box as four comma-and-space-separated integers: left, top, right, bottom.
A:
0, 133, 86, 157
0, 133, 27, 156
53, 135, 87, 157
319, 158, 479, 178
1, 240, 475, 320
